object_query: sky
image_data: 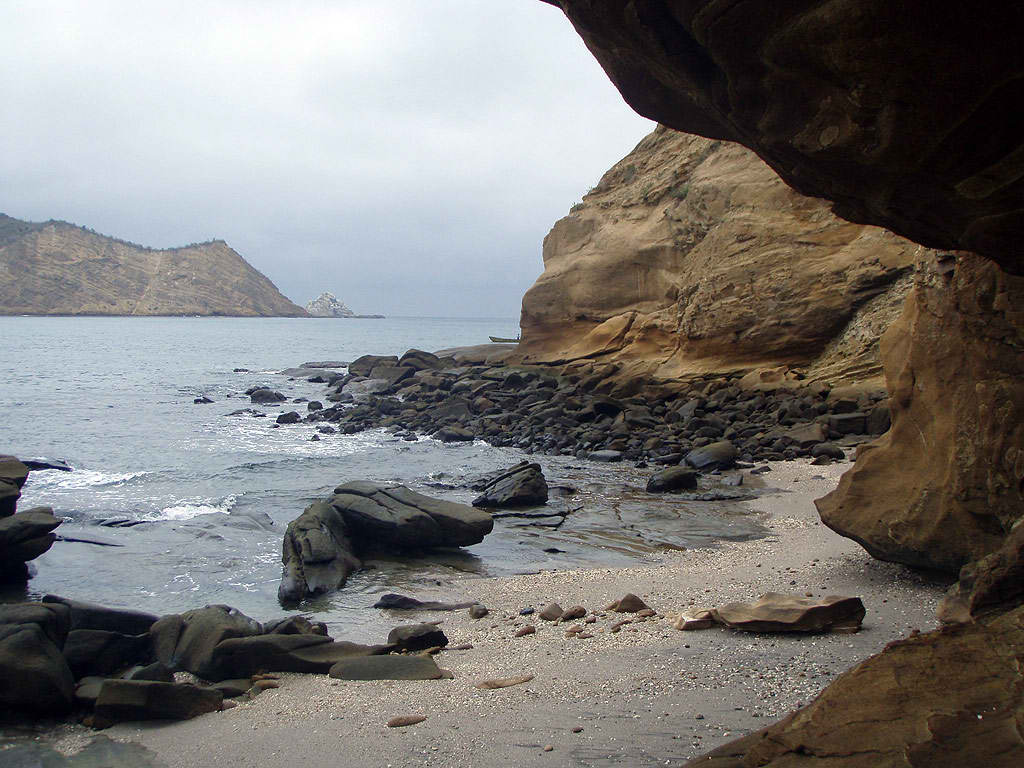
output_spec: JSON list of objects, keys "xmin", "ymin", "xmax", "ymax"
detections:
[{"xmin": 0, "ymin": 1, "xmax": 654, "ymax": 317}]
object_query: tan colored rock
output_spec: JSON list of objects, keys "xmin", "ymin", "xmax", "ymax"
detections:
[
  {"xmin": 605, "ymin": 593, "xmax": 649, "ymax": 613},
  {"xmin": 711, "ymin": 593, "xmax": 864, "ymax": 633},
  {"xmin": 939, "ymin": 520, "xmax": 1024, "ymax": 625},
  {"xmin": 474, "ymin": 674, "xmax": 534, "ymax": 690},
  {"xmin": 515, "ymin": 126, "xmax": 922, "ymax": 386},
  {"xmin": 0, "ymin": 214, "xmax": 305, "ymax": 317},
  {"xmin": 672, "ymin": 611, "xmax": 714, "ymax": 631},
  {"xmin": 688, "ymin": 605, "xmax": 1024, "ymax": 767},
  {"xmin": 387, "ymin": 715, "xmax": 426, "ymax": 728},
  {"xmin": 817, "ymin": 253, "xmax": 1024, "ymax": 573}
]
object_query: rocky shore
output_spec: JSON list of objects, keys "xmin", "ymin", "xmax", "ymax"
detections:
[
  {"xmin": 3, "ymin": 461, "xmax": 950, "ymax": 767},
  {"xmin": 263, "ymin": 347, "xmax": 888, "ymax": 469}
]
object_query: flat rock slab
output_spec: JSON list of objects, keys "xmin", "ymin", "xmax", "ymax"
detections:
[
  {"xmin": 646, "ymin": 466, "xmax": 699, "ymax": 493},
  {"xmin": 329, "ymin": 654, "xmax": 443, "ymax": 681},
  {"xmin": 42, "ymin": 595, "xmax": 158, "ymax": 635},
  {"xmin": 93, "ymin": 680, "xmax": 223, "ymax": 726},
  {"xmin": 712, "ymin": 592, "xmax": 865, "ymax": 633},
  {"xmin": 372, "ymin": 593, "xmax": 476, "ymax": 611},
  {"xmin": 210, "ymin": 634, "xmax": 391, "ymax": 679}
]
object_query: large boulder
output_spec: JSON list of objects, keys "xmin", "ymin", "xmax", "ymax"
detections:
[
  {"xmin": 0, "ymin": 601, "xmax": 71, "ymax": 648},
  {"xmin": 0, "ymin": 455, "xmax": 30, "ymax": 517},
  {"xmin": 42, "ymin": 594, "xmax": 158, "ymax": 635},
  {"xmin": 470, "ymin": 462, "xmax": 549, "ymax": 508},
  {"xmin": 0, "ymin": 506, "xmax": 61, "ymax": 582},
  {"xmin": 331, "ymin": 482, "xmax": 493, "ymax": 550},
  {"xmin": 93, "ymin": 680, "xmax": 223, "ymax": 726},
  {"xmin": 0, "ymin": 623, "xmax": 75, "ymax": 715},
  {"xmin": 209, "ymin": 634, "xmax": 390, "ymax": 679},
  {"xmin": 149, "ymin": 605, "xmax": 261, "ymax": 679},
  {"xmin": 348, "ymin": 354, "xmax": 398, "ymax": 377},
  {"xmin": 817, "ymin": 255, "xmax": 1024, "ymax": 573},
  {"xmin": 63, "ymin": 629, "xmax": 151, "ymax": 678},
  {"xmin": 278, "ymin": 500, "xmax": 362, "ymax": 604},
  {"xmin": 249, "ymin": 388, "xmax": 286, "ymax": 404},
  {"xmin": 684, "ymin": 440, "xmax": 737, "ymax": 471}
]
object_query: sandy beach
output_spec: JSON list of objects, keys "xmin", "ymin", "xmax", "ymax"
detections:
[{"xmin": 25, "ymin": 458, "xmax": 942, "ymax": 768}]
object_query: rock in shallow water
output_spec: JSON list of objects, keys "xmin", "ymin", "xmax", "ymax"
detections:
[{"xmin": 470, "ymin": 461, "xmax": 549, "ymax": 508}]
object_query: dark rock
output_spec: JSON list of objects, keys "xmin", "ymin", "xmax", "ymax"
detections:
[
  {"xmin": 122, "ymin": 662, "xmax": 174, "ymax": 683},
  {"xmin": 811, "ymin": 443, "xmax": 846, "ymax": 461},
  {"xmin": 149, "ymin": 605, "xmax": 261, "ymax": 679},
  {"xmin": 278, "ymin": 500, "xmax": 362, "ymax": 604},
  {"xmin": 399, "ymin": 349, "xmax": 444, "ymax": 371},
  {"xmin": 42, "ymin": 595, "xmax": 158, "ymax": 635},
  {"xmin": 331, "ymin": 482, "xmax": 493, "ymax": 550},
  {"xmin": 368, "ymin": 365, "xmax": 414, "ymax": 387},
  {"xmin": 209, "ymin": 634, "xmax": 390, "ymax": 678},
  {"xmin": 262, "ymin": 615, "xmax": 328, "ymax": 636},
  {"xmin": 20, "ymin": 458, "xmax": 73, "ymax": 473},
  {"xmin": 646, "ymin": 466, "xmax": 699, "ymax": 493},
  {"xmin": 249, "ymin": 388, "xmax": 286, "ymax": 404},
  {"xmin": 193, "ymin": 396, "xmax": 213, "ymax": 404},
  {"xmin": 93, "ymin": 680, "xmax": 223, "ymax": 726},
  {"xmin": 685, "ymin": 440, "xmax": 738, "ymax": 471},
  {"xmin": 211, "ymin": 678, "xmax": 252, "ymax": 698},
  {"xmin": 63, "ymin": 629, "xmax": 150, "ymax": 678},
  {"xmin": 308, "ymin": 400, "xmax": 323, "ymax": 411},
  {"xmin": 0, "ymin": 601, "xmax": 71, "ymax": 647},
  {"xmin": 0, "ymin": 507, "xmax": 61, "ymax": 580},
  {"xmin": 387, "ymin": 623, "xmax": 448, "ymax": 652},
  {"xmin": 471, "ymin": 461, "xmax": 549, "ymax": 508},
  {"xmin": 0, "ymin": 623, "xmax": 75, "ymax": 715},
  {"xmin": 589, "ymin": 449, "xmax": 623, "ymax": 462},
  {"xmin": 348, "ymin": 354, "xmax": 399, "ymax": 377},
  {"xmin": 329, "ymin": 654, "xmax": 443, "ymax": 681},
  {"xmin": 372, "ymin": 594, "xmax": 476, "ymax": 611},
  {"xmin": 468, "ymin": 604, "xmax": 489, "ymax": 619},
  {"xmin": 828, "ymin": 412, "xmax": 868, "ymax": 435},
  {"xmin": 433, "ymin": 426, "xmax": 475, "ymax": 442},
  {"xmin": 867, "ymin": 400, "xmax": 892, "ymax": 435},
  {"xmin": 276, "ymin": 411, "xmax": 301, "ymax": 424}
]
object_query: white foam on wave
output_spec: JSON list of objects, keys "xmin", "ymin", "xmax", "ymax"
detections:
[
  {"xmin": 28, "ymin": 468, "xmax": 149, "ymax": 490},
  {"xmin": 159, "ymin": 494, "xmax": 238, "ymax": 521}
]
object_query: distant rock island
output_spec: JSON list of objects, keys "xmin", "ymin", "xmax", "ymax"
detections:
[
  {"xmin": 0, "ymin": 213, "xmax": 306, "ymax": 317},
  {"xmin": 305, "ymin": 291, "xmax": 384, "ymax": 319}
]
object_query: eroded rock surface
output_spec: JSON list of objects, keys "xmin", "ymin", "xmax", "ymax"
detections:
[
  {"xmin": 817, "ymin": 253, "xmax": 1024, "ymax": 572},
  {"xmin": 517, "ymin": 125, "xmax": 921, "ymax": 384}
]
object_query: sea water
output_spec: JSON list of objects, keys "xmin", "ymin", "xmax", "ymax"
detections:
[{"xmin": 0, "ymin": 316, "xmax": 764, "ymax": 641}]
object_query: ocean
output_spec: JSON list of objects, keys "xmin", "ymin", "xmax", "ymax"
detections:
[{"xmin": 0, "ymin": 315, "xmax": 765, "ymax": 642}]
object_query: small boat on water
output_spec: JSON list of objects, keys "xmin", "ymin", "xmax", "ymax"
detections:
[{"xmin": 489, "ymin": 335, "xmax": 520, "ymax": 343}]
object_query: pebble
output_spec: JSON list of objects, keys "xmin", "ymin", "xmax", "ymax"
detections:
[{"xmin": 387, "ymin": 715, "xmax": 427, "ymax": 728}]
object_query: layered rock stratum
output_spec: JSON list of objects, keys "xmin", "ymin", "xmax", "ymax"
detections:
[
  {"xmin": 0, "ymin": 214, "xmax": 305, "ymax": 316},
  {"xmin": 517, "ymin": 125, "xmax": 925, "ymax": 385}
]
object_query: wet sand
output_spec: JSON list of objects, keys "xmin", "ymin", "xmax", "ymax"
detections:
[{"xmin": 86, "ymin": 459, "xmax": 949, "ymax": 768}]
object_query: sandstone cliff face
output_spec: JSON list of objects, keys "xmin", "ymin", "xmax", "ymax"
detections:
[
  {"xmin": 816, "ymin": 252, "xmax": 1024, "ymax": 572},
  {"xmin": 517, "ymin": 126, "xmax": 922, "ymax": 384},
  {"xmin": 0, "ymin": 214, "xmax": 305, "ymax": 317}
]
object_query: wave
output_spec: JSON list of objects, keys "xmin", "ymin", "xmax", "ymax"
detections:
[
  {"xmin": 157, "ymin": 494, "xmax": 238, "ymax": 521},
  {"xmin": 27, "ymin": 468, "xmax": 150, "ymax": 490}
]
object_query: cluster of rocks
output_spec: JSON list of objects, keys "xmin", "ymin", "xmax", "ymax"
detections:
[
  {"xmin": 279, "ymin": 481, "xmax": 493, "ymax": 604},
  {"xmin": 266, "ymin": 349, "xmax": 889, "ymax": 466},
  {"xmin": 0, "ymin": 596, "xmax": 463, "ymax": 725},
  {"xmin": 0, "ymin": 455, "xmax": 61, "ymax": 583}
]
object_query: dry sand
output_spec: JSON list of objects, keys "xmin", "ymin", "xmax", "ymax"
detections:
[{"xmin": 63, "ymin": 459, "xmax": 950, "ymax": 767}]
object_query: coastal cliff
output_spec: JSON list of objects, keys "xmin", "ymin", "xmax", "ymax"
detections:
[
  {"xmin": 0, "ymin": 214, "xmax": 305, "ymax": 317},
  {"xmin": 517, "ymin": 125, "xmax": 924, "ymax": 386}
]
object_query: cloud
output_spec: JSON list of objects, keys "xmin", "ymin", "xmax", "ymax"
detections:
[{"xmin": 0, "ymin": 0, "xmax": 653, "ymax": 316}]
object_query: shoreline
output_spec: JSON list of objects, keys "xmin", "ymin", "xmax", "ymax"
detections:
[{"xmin": 33, "ymin": 458, "xmax": 948, "ymax": 767}]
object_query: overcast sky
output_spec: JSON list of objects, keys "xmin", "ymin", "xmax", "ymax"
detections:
[{"xmin": 0, "ymin": 1, "xmax": 653, "ymax": 317}]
